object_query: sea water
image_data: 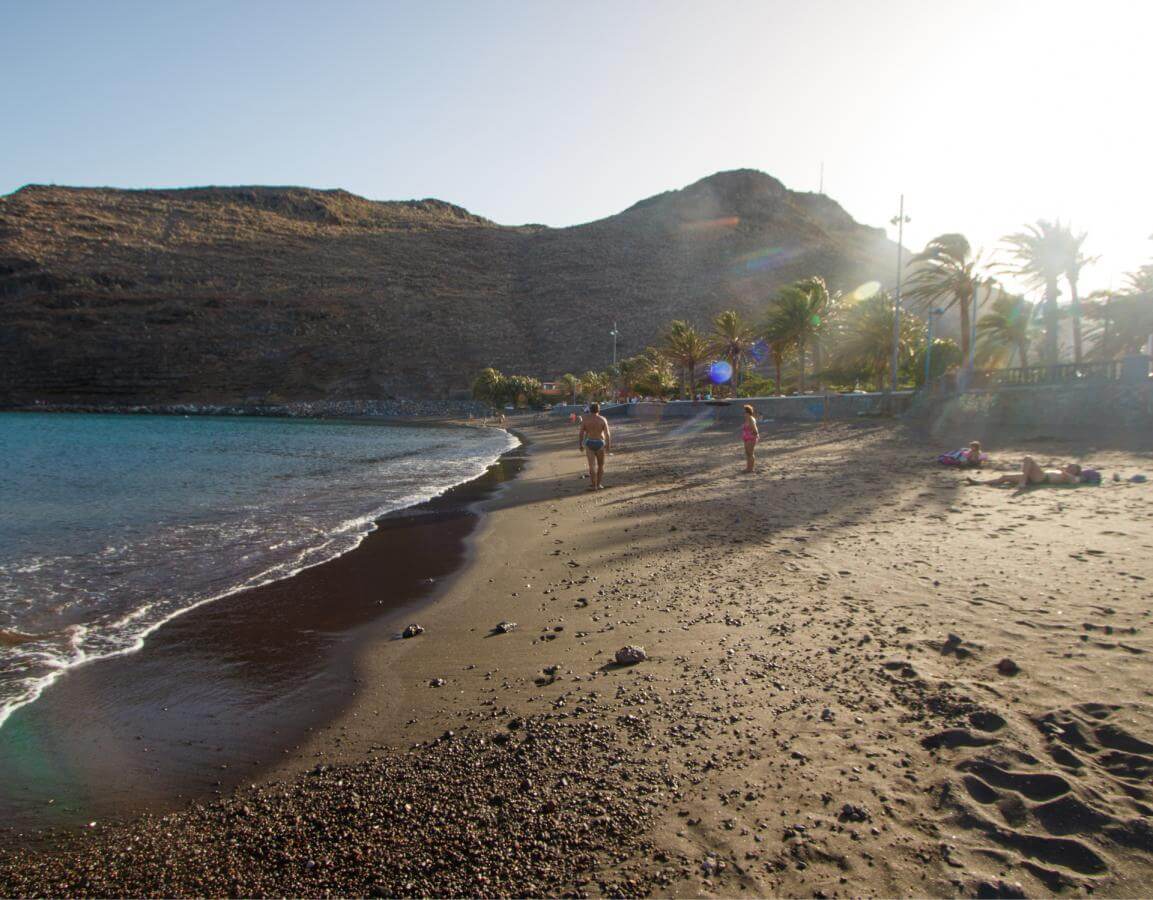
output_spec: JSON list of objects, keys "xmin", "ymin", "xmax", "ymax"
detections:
[{"xmin": 0, "ymin": 413, "xmax": 517, "ymax": 729}]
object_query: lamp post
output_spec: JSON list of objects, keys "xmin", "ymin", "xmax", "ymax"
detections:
[
  {"xmin": 610, "ymin": 322, "xmax": 619, "ymax": 367},
  {"xmin": 925, "ymin": 307, "xmax": 945, "ymax": 387},
  {"xmin": 890, "ymin": 196, "xmax": 910, "ymax": 392}
]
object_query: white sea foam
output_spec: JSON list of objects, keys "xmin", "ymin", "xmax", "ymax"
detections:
[{"xmin": 0, "ymin": 417, "xmax": 518, "ymax": 731}]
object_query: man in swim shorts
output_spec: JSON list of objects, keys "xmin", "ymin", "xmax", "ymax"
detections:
[
  {"xmin": 578, "ymin": 402, "xmax": 611, "ymax": 490},
  {"xmin": 967, "ymin": 456, "xmax": 1081, "ymax": 487}
]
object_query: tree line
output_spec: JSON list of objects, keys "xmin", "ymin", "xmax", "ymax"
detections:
[{"xmin": 474, "ymin": 222, "xmax": 1153, "ymax": 405}]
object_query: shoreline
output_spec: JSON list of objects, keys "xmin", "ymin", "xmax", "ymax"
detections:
[
  {"xmin": 3, "ymin": 418, "xmax": 1153, "ymax": 896},
  {"xmin": 0, "ymin": 427, "xmax": 527, "ymax": 840}
]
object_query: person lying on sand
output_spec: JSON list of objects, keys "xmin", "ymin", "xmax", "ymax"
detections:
[
  {"xmin": 579, "ymin": 402, "xmax": 611, "ymax": 490},
  {"xmin": 966, "ymin": 456, "xmax": 1081, "ymax": 487},
  {"xmin": 937, "ymin": 440, "xmax": 986, "ymax": 468}
]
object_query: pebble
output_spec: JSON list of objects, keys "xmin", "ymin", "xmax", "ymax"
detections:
[
  {"xmin": 401, "ymin": 624, "xmax": 425, "ymax": 639},
  {"xmin": 615, "ymin": 646, "xmax": 647, "ymax": 665}
]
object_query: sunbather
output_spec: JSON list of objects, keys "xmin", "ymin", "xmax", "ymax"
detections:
[{"xmin": 966, "ymin": 456, "xmax": 1081, "ymax": 487}]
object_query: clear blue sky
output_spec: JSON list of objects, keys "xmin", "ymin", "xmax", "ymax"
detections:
[{"xmin": 3, "ymin": 0, "xmax": 1150, "ymax": 292}]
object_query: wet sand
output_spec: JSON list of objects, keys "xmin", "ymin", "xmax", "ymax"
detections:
[
  {"xmin": 3, "ymin": 417, "xmax": 1152, "ymax": 897},
  {"xmin": 0, "ymin": 435, "xmax": 525, "ymax": 838}
]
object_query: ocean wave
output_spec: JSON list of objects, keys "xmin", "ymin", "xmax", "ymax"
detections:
[{"xmin": 0, "ymin": 423, "xmax": 518, "ymax": 731}]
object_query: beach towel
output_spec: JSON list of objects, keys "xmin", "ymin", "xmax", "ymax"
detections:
[{"xmin": 937, "ymin": 448, "xmax": 988, "ymax": 467}]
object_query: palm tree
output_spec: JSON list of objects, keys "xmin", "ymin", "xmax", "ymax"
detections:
[
  {"xmin": 662, "ymin": 320, "xmax": 708, "ymax": 398},
  {"xmin": 975, "ymin": 292, "xmax": 1037, "ymax": 368},
  {"xmin": 709, "ymin": 310, "xmax": 756, "ymax": 393},
  {"xmin": 794, "ymin": 276, "xmax": 836, "ymax": 386},
  {"xmin": 837, "ymin": 292, "xmax": 925, "ymax": 390},
  {"xmin": 1124, "ymin": 263, "xmax": 1153, "ymax": 295},
  {"xmin": 1084, "ymin": 267, "xmax": 1153, "ymax": 358},
  {"xmin": 767, "ymin": 341, "xmax": 788, "ymax": 395},
  {"xmin": 1001, "ymin": 220, "xmax": 1067, "ymax": 364},
  {"xmin": 558, "ymin": 372, "xmax": 581, "ymax": 404},
  {"xmin": 1052, "ymin": 223, "xmax": 1096, "ymax": 365},
  {"xmin": 580, "ymin": 370, "xmax": 607, "ymax": 401},
  {"xmin": 628, "ymin": 347, "xmax": 675, "ymax": 397},
  {"xmin": 903, "ymin": 234, "xmax": 985, "ymax": 363},
  {"xmin": 472, "ymin": 367, "xmax": 504, "ymax": 406},
  {"xmin": 762, "ymin": 280, "xmax": 827, "ymax": 392}
]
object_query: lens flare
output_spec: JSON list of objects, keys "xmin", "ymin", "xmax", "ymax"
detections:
[
  {"xmin": 735, "ymin": 245, "xmax": 802, "ymax": 275},
  {"xmin": 681, "ymin": 216, "xmax": 740, "ymax": 234},
  {"xmin": 848, "ymin": 281, "xmax": 882, "ymax": 302},
  {"xmin": 668, "ymin": 409, "xmax": 715, "ymax": 440},
  {"xmin": 707, "ymin": 360, "xmax": 733, "ymax": 384},
  {"xmin": 749, "ymin": 340, "xmax": 769, "ymax": 363}
]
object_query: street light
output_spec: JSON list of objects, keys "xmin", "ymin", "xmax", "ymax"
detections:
[
  {"xmin": 890, "ymin": 196, "xmax": 910, "ymax": 393},
  {"xmin": 610, "ymin": 322, "xmax": 619, "ymax": 367}
]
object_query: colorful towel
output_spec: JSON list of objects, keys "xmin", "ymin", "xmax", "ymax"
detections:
[{"xmin": 937, "ymin": 449, "xmax": 988, "ymax": 467}]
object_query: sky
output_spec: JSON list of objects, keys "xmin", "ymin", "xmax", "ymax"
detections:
[{"xmin": 3, "ymin": 0, "xmax": 1151, "ymax": 295}]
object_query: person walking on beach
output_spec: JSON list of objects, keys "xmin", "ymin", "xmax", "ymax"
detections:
[
  {"xmin": 579, "ymin": 402, "xmax": 611, "ymax": 490},
  {"xmin": 741, "ymin": 404, "xmax": 759, "ymax": 473}
]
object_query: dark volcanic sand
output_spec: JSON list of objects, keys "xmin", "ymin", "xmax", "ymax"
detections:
[
  {"xmin": 3, "ymin": 419, "xmax": 1153, "ymax": 897},
  {"xmin": 0, "ymin": 437, "xmax": 525, "ymax": 838}
]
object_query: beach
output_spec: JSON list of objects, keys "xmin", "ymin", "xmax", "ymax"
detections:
[{"xmin": 2, "ymin": 416, "xmax": 1152, "ymax": 897}]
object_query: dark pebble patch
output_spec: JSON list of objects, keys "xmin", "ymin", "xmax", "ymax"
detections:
[{"xmin": 0, "ymin": 717, "xmax": 663, "ymax": 897}]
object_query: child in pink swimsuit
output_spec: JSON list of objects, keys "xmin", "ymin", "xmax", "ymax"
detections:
[{"xmin": 742, "ymin": 404, "xmax": 759, "ymax": 473}]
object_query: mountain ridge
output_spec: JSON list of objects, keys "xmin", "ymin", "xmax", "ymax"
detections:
[{"xmin": 0, "ymin": 169, "xmax": 901, "ymax": 404}]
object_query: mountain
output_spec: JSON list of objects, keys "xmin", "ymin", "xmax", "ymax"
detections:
[{"xmin": 0, "ymin": 170, "xmax": 901, "ymax": 404}]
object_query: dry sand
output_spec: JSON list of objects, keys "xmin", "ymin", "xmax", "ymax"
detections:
[{"xmin": 3, "ymin": 417, "xmax": 1152, "ymax": 897}]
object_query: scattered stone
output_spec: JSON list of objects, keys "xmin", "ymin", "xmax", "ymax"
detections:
[
  {"xmin": 838, "ymin": 803, "xmax": 871, "ymax": 823},
  {"xmin": 429, "ymin": 678, "xmax": 446, "ymax": 687},
  {"xmin": 401, "ymin": 624, "xmax": 425, "ymax": 639},
  {"xmin": 975, "ymin": 878, "xmax": 1027, "ymax": 898},
  {"xmin": 615, "ymin": 646, "xmax": 647, "ymax": 665},
  {"xmin": 996, "ymin": 658, "xmax": 1020, "ymax": 676},
  {"xmin": 495, "ymin": 621, "xmax": 518, "ymax": 634}
]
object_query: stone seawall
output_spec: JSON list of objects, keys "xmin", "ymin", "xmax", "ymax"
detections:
[
  {"xmin": 626, "ymin": 392, "xmax": 915, "ymax": 422},
  {"xmin": 917, "ymin": 381, "xmax": 1153, "ymax": 441}
]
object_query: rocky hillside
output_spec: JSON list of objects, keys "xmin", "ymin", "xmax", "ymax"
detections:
[{"xmin": 0, "ymin": 170, "xmax": 900, "ymax": 404}]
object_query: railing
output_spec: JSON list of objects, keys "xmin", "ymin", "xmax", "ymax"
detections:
[{"xmin": 970, "ymin": 361, "xmax": 1123, "ymax": 387}]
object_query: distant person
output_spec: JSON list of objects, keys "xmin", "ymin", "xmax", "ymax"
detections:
[
  {"xmin": 967, "ymin": 457, "xmax": 1082, "ymax": 488},
  {"xmin": 579, "ymin": 402, "xmax": 611, "ymax": 490},
  {"xmin": 741, "ymin": 404, "xmax": 759, "ymax": 473},
  {"xmin": 939, "ymin": 441, "xmax": 986, "ymax": 468}
]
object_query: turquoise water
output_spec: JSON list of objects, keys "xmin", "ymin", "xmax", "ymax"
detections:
[{"xmin": 0, "ymin": 413, "xmax": 516, "ymax": 729}]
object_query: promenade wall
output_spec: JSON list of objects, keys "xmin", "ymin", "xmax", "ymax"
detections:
[
  {"xmin": 918, "ymin": 381, "xmax": 1153, "ymax": 439},
  {"xmin": 626, "ymin": 392, "xmax": 915, "ymax": 423}
]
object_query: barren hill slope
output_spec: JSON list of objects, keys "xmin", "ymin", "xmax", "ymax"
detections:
[{"xmin": 0, "ymin": 170, "xmax": 899, "ymax": 404}]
